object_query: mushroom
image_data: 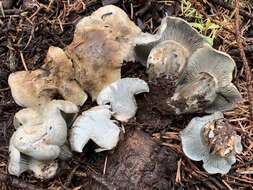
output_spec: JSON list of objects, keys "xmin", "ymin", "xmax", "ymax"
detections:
[
  {"xmin": 97, "ymin": 78, "xmax": 149, "ymax": 122},
  {"xmin": 8, "ymin": 46, "xmax": 87, "ymax": 107},
  {"xmin": 69, "ymin": 105, "xmax": 120, "ymax": 153},
  {"xmin": 147, "ymin": 40, "xmax": 190, "ymax": 79},
  {"xmin": 8, "ymin": 100, "xmax": 78, "ymax": 178},
  {"xmin": 180, "ymin": 112, "xmax": 242, "ymax": 174},
  {"xmin": 8, "ymin": 136, "xmax": 58, "ymax": 179},
  {"xmin": 65, "ymin": 5, "xmax": 141, "ymax": 100},
  {"xmin": 167, "ymin": 45, "xmax": 242, "ymax": 114},
  {"xmin": 132, "ymin": 16, "xmax": 206, "ymax": 78}
]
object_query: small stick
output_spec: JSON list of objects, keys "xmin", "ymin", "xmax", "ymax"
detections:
[
  {"xmin": 19, "ymin": 51, "xmax": 28, "ymax": 71},
  {"xmin": 235, "ymin": 0, "xmax": 253, "ymax": 123},
  {"xmin": 64, "ymin": 165, "xmax": 80, "ymax": 187},
  {"xmin": 88, "ymin": 171, "xmax": 116, "ymax": 190},
  {"xmin": 211, "ymin": 0, "xmax": 253, "ymax": 19}
]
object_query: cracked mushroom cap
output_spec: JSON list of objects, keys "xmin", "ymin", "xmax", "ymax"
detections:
[
  {"xmin": 8, "ymin": 47, "xmax": 87, "ymax": 108},
  {"xmin": 69, "ymin": 105, "xmax": 120, "ymax": 153},
  {"xmin": 168, "ymin": 46, "xmax": 242, "ymax": 114},
  {"xmin": 8, "ymin": 137, "xmax": 58, "ymax": 179},
  {"xmin": 180, "ymin": 112, "xmax": 242, "ymax": 174},
  {"xmin": 97, "ymin": 78, "xmax": 149, "ymax": 122},
  {"xmin": 10, "ymin": 100, "xmax": 78, "ymax": 162},
  {"xmin": 65, "ymin": 6, "xmax": 141, "ymax": 100},
  {"xmin": 133, "ymin": 16, "xmax": 206, "ymax": 66}
]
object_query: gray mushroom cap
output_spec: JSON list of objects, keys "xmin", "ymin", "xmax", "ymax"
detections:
[
  {"xmin": 180, "ymin": 112, "xmax": 243, "ymax": 174},
  {"xmin": 133, "ymin": 16, "xmax": 206, "ymax": 66},
  {"xmin": 69, "ymin": 105, "xmax": 120, "ymax": 153},
  {"xmin": 168, "ymin": 46, "xmax": 242, "ymax": 114},
  {"xmin": 97, "ymin": 78, "xmax": 149, "ymax": 122}
]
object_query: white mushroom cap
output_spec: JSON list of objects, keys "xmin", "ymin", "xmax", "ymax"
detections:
[
  {"xmin": 8, "ymin": 136, "xmax": 58, "ymax": 179},
  {"xmin": 69, "ymin": 105, "xmax": 120, "ymax": 153},
  {"xmin": 97, "ymin": 78, "xmax": 149, "ymax": 122},
  {"xmin": 180, "ymin": 112, "xmax": 243, "ymax": 174},
  {"xmin": 174, "ymin": 45, "xmax": 242, "ymax": 113},
  {"xmin": 11, "ymin": 100, "xmax": 78, "ymax": 161},
  {"xmin": 133, "ymin": 16, "xmax": 206, "ymax": 65},
  {"xmin": 65, "ymin": 6, "xmax": 141, "ymax": 100}
]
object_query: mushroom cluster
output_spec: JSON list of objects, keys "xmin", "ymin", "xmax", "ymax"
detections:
[
  {"xmin": 133, "ymin": 16, "xmax": 242, "ymax": 114},
  {"xmin": 7, "ymin": 5, "xmax": 243, "ymax": 179},
  {"xmin": 131, "ymin": 15, "xmax": 242, "ymax": 174},
  {"xmin": 7, "ymin": 5, "xmax": 149, "ymax": 179}
]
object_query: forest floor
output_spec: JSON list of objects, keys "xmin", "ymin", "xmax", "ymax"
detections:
[{"xmin": 0, "ymin": 0, "xmax": 253, "ymax": 189}]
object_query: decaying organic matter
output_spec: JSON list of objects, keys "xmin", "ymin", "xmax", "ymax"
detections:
[{"xmin": 90, "ymin": 129, "xmax": 178, "ymax": 190}]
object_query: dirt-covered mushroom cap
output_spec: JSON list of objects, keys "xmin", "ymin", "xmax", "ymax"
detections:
[
  {"xmin": 168, "ymin": 46, "xmax": 242, "ymax": 114},
  {"xmin": 133, "ymin": 16, "xmax": 206, "ymax": 66},
  {"xmin": 8, "ymin": 47, "xmax": 87, "ymax": 107},
  {"xmin": 147, "ymin": 40, "xmax": 190, "ymax": 79},
  {"xmin": 10, "ymin": 100, "xmax": 78, "ymax": 167},
  {"xmin": 69, "ymin": 105, "xmax": 120, "ymax": 153},
  {"xmin": 8, "ymin": 69, "xmax": 54, "ymax": 107},
  {"xmin": 65, "ymin": 5, "xmax": 141, "ymax": 100},
  {"xmin": 97, "ymin": 78, "xmax": 149, "ymax": 122},
  {"xmin": 180, "ymin": 112, "xmax": 242, "ymax": 174}
]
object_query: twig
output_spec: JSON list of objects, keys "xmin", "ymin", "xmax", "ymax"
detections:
[
  {"xmin": 211, "ymin": 0, "xmax": 253, "ymax": 20},
  {"xmin": 235, "ymin": 0, "xmax": 253, "ymax": 122},
  {"xmin": 0, "ymin": 173, "xmax": 45, "ymax": 190},
  {"xmin": 20, "ymin": 51, "xmax": 28, "ymax": 71},
  {"xmin": 189, "ymin": 0, "xmax": 235, "ymax": 35},
  {"xmin": 88, "ymin": 171, "xmax": 116, "ymax": 190},
  {"xmin": 64, "ymin": 165, "xmax": 80, "ymax": 187}
]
